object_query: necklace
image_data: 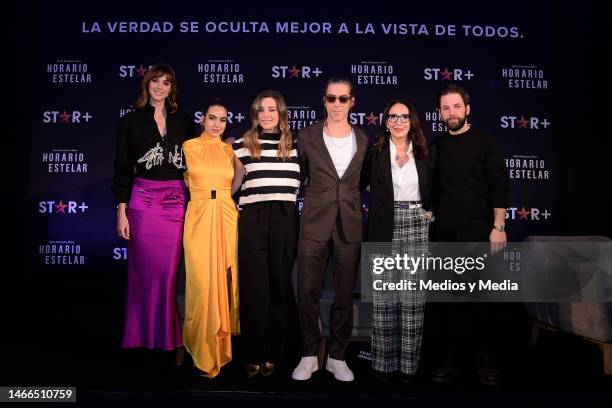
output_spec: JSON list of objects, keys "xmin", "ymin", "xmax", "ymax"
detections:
[
  {"xmin": 325, "ymin": 121, "xmax": 352, "ymax": 148},
  {"xmin": 396, "ymin": 152, "xmax": 409, "ymax": 168},
  {"xmin": 328, "ymin": 134, "xmax": 351, "ymax": 149},
  {"xmin": 394, "ymin": 142, "xmax": 410, "ymax": 168}
]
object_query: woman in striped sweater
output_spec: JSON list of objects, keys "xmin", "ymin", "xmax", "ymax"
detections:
[{"xmin": 232, "ymin": 90, "xmax": 300, "ymax": 378}]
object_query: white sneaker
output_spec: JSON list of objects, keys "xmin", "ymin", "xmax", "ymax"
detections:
[
  {"xmin": 291, "ymin": 356, "xmax": 319, "ymax": 381},
  {"xmin": 325, "ymin": 357, "xmax": 354, "ymax": 382}
]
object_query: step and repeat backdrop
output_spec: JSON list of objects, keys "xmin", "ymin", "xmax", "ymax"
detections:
[{"xmin": 31, "ymin": 3, "xmax": 556, "ymax": 274}]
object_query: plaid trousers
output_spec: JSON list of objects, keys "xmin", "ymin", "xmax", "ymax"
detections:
[{"xmin": 372, "ymin": 203, "xmax": 429, "ymax": 374}]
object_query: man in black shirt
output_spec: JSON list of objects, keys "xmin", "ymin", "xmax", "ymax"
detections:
[{"xmin": 430, "ymin": 84, "xmax": 509, "ymax": 386}]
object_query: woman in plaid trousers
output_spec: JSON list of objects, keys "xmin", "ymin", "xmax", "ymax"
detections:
[{"xmin": 362, "ymin": 99, "xmax": 434, "ymax": 383}]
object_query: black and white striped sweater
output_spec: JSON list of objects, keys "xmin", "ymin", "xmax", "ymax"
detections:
[{"xmin": 232, "ymin": 133, "xmax": 300, "ymax": 205}]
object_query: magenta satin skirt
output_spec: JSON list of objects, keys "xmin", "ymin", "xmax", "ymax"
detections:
[{"xmin": 121, "ymin": 177, "xmax": 187, "ymax": 350}]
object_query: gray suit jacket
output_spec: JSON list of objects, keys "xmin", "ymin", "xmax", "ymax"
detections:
[{"xmin": 297, "ymin": 120, "xmax": 369, "ymax": 243}]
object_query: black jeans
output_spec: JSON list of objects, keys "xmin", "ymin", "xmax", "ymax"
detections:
[{"xmin": 431, "ymin": 223, "xmax": 505, "ymax": 368}]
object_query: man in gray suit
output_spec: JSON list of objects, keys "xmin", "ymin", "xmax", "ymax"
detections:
[{"xmin": 292, "ymin": 78, "xmax": 369, "ymax": 382}]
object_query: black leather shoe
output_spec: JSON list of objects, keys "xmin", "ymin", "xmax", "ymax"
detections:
[
  {"xmin": 432, "ymin": 367, "xmax": 459, "ymax": 384},
  {"xmin": 477, "ymin": 367, "xmax": 501, "ymax": 386},
  {"xmin": 373, "ymin": 370, "xmax": 393, "ymax": 381},
  {"xmin": 400, "ymin": 374, "xmax": 417, "ymax": 384},
  {"xmin": 477, "ymin": 350, "xmax": 502, "ymax": 386}
]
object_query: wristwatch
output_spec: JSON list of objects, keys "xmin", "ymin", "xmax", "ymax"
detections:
[{"xmin": 492, "ymin": 224, "xmax": 505, "ymax": 232}]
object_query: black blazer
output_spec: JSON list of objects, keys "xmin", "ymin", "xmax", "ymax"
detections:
[
  {"xmin": 363, "ymin": 141, "xmax": 435, "ymax": 242},
  {"xmin": 112, "ymin": 105, "xmax": 197, "ymax": 204}
]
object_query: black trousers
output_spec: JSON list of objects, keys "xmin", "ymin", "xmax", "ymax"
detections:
[
  {"xmin": 238, "ymin": 201, "xmax": 297, "ymax": 364},
  {"xmin": 297, "ymin": 213, "xmax": 360, "ymax": 360},
  {"xmin": 432, "ymin": 223, "xmax": 505, "ymax": 365}
]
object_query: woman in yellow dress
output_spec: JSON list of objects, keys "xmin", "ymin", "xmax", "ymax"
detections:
[{"xmin": 182, "ymin": 98, "xmax": 245, "ymax": 378}]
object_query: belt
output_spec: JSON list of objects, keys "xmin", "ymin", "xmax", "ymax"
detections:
[
  {"xmin": 190, "ymin": 189, "xmax": 232, "ymax": 200},
  {"xmin": 394, "ymin": 201, "xmax": 422, "ymax": 209}
]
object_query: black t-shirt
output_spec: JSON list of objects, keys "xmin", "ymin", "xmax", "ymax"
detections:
[
  {"xmin": 111, "ymin": 104, "xmax": 197, "ymax": 204},
  {"xmin": 431, "ymin": 126, "xmax": 509, "ymax": 228}
]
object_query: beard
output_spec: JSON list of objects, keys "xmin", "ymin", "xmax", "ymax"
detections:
[{"xmin": 444, "ymin": 115, "xmax": 467, "ymax": 132}]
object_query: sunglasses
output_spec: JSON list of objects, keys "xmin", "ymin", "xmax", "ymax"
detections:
[
  {"xmin": 388, "ymin": 114, "xmax": 410, "ymax": 123},
  {"xmin": 324, "ymin": 94, "xmax": 352, "ymax": 104}
]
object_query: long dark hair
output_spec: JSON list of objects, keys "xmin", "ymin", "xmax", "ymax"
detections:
[
  {"xmin": 200, "ymin": 97, "xmax": 230, "ymax": 131},
  {"xmin": 321, "ymin": 77, "xmax": 354, "ymax": 121},
  {"xmin": 134, "ymin": 63, "xmax": 178, "ymax": 113},
  {"xmin": 322, "ymin": 77, "xmax": 354, "ymax": 97},
  {"xmin": 373, "ymin": 99, "xmax": 428, "ymax": 159}
]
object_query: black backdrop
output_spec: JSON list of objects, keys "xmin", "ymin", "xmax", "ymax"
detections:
[{"xmin": 4, "ymin": 0, "xmax": 611, "ymax": 386}]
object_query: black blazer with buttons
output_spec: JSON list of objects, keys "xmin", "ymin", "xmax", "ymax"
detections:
[{"xmin": 362, "ymin": 141, "xmax": 435, "ymax": 242}]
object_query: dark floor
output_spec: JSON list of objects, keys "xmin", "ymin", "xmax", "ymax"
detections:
[
  {"xmin": 2, "ymin": 321, "xmax": 611, "ymax": 407},
  {"xmin": 2, "ymin": 275, "xmax": 610, "ymax": 406}
]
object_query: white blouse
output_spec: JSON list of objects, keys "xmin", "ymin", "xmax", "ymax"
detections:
[{"xmin": 389, "ymin": 139, "xmax": 420, "ymax": 201}]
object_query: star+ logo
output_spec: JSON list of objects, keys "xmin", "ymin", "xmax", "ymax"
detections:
[
  {"xmin": 350, "ymin": 112, "xmax": 382, "ymax": 126},
  {"xmin": 506, "ymin": 206, "xmax": 551, "ymax": 221},
  {"xmin": 119, "ymin": 64, "xmax": 151, "ymax": 78},
  {"xmin": 423, "ymin": 67, "xmax": 474, "ymax": 81},
  {"xmin": 500, "ymin": 115, "xmax": 551, "ymax": 129},
  {"xmin": 42, "ymin": 110, "xmax": 93, "ymax": 124},
  {"xmin": 271, "ymin": 65, "xmax": 323, "ymax": 79},
  {"xmin": 38, "ymin": 200, "xmax": 89, "ymax": 214},
  {"xmin": 194, "ymin": 111, "xmax": 245, "ymax": 124}
]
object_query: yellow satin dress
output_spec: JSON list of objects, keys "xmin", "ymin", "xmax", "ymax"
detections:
[{"xmin": 182, "ymin": 132, "xmax": 240, "ymax": 378}]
